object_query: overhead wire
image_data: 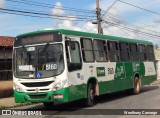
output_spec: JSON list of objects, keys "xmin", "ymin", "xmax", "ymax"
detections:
[
  {"xmin": 4, "ymin": 4, "xmax": 97, "ymax": 18},
  {"xmin": 0, "ymin": 8, "xmax": 91, "ymax": 21},
  {"xmin": 119, "ymin": 0, "xmax": 160, "ymax": 16},
  {"xmin": 6, "ymin": 0, "xmax": 96, "ymax": 14},
  {"xmin": 103, "ymin": 20, "xmax": 160, "ymax": 38},
  {"xmin": 102, "ymin": 0, "xmax": 119, "ymax": 17},
  {"xmin": 106, "ymin": 13, "xmax": 160, "ymax": 35},
  {"xmin": 101, "ymin": 0, "xmax": 160, "ymax": 38},
  {"xmin": 3, "ymin": 0, "xmax": 160, "ymax": 39}
]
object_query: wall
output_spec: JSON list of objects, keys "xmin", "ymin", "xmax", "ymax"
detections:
[{"xmin": 0, "ymin": 47, "xmax": 13, "ymax": 81}]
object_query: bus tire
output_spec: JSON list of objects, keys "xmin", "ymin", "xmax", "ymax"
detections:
[
  {"xmin": 43, "ymin": 102, "xmax": 54, "ymax": 108},
  {"xmin": 85, "ymin": 83, "xmax": 95, "ymax": 107},
  {"xmin": 133, "ymin": 77, "xmax": 141, "ymax": 95}
]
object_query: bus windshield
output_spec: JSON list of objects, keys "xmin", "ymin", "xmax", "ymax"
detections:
[{"xmin": 13, "ymin": 44, "xmax": 64, "ymax": 79}]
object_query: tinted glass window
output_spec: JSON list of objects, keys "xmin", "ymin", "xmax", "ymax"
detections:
[
  {"xmin": 120, "ymin": 43, "xmax": 130, "ymax": 61},
  {"xmin": 81, "ymin": 38, "xmax": 94, "ymax": 62},
  {"xmin": 65, "ymin": 41, "xmax": 82, "ymax": 71},
  {"xmin": 93, "ymin": 40, "xmax": 108, "ymax": 62},
  {"xmin": 138, "ymin": 45, "xmax": 146, "ymax": 61},
  {"xmin": 108, "ymin": 41, "xmax": 120, "ymax": 62},
  {"xmin": 130, "ymin": 44, "xmax": 139, "ymax": 61},
  {"xmin": 146, "ymin": 45, "xmax": 155, "ymax": 61}
]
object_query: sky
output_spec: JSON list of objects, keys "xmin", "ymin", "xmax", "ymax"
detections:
[{"xmin": 0, "ymin": 0, "xmax": 160, "ymax": 45}]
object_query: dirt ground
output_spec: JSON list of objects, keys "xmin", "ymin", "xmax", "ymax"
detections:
[{"xmin": 0, "ymin": 81, "xmax": 13, "ymax": 98}]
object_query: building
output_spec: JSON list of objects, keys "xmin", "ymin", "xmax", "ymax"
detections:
[{"xmin": 0, "ymin": 36, "xmax": 14, "ymax": 80}]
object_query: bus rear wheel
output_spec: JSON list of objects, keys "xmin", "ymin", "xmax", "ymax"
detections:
[
  {"xmin": 43, "ymin": 102, "xmax": 54, "ymax": 108},
  {"xmin": 85, "ymin": 83, "xmax": 95, "ymax": 107},
  {"xmin": 133, "ymin": 77, "xmax": 141, "ymax": 95}
]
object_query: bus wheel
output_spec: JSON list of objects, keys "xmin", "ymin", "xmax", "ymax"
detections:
[
  {"xmin": 43, "ymin": 102, "xmax": 54, "ymax": 108},
  {"xmin": 85, "ymin": 83, "xmax": 95, "ymax": 107},
  {"xmin": 134, "ymin": 77, "xmax": 141, "ymax": 95}
]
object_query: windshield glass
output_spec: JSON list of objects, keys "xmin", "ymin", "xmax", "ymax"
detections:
[{"xmin": 14, "ymin": 44, "xmax": 64, "ymax": 79}]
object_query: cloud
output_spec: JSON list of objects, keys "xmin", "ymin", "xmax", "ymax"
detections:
[
  {"xmin": 154, "ymin": 19, "xmax": 160, "ymax": 24},
  {"xmin": 52, "ymin": 2, "xmax": 64, "ymax": 16},
  {"xmin": 51, "ymin": 2, "xmax": 81, "ymax": 31},
  {"xmin": 0, "ymin": 0, "xmax": 4, "ymax": 8},
  {"xmin": 50, "ymin": 1, "xmax": 160, "ymax": 46},
  {"xmin": 82, "ymin": 21, "xmax": 97, "ymax": 33},
  {"xmin": 57, "ymin": 20, "xmax": 81, "ymax": 31}
]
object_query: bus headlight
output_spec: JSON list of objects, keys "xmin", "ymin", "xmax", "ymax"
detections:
[
  {"xmin": 52, "ymin": 80, "xmax": 67, "ymax": 91},
  {"xmin": 13, "ymin": 83, "xmax": 24, "ymax": 92}
]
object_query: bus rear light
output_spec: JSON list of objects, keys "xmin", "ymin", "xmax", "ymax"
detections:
[{"xmin": 53, "ymin": 94, "xmax": 63, "ymax": 98}]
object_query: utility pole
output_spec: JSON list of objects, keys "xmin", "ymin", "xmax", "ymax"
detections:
[{"xmin": 96, "ymin": 0, "xmax": 102, "ymax": 34}]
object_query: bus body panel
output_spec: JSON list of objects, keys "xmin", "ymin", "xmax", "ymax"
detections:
[{"xmin": 13, "ymin": 29, "xmax": 157, "ymax": 104}]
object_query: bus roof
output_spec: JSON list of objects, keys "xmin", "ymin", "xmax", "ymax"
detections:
[{"xmin": 17, "ymin": 29, "xmax": 153, "ymax": 45}]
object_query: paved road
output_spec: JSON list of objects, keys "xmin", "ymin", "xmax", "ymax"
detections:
[{"xmin": 9, "ymin": 85, "xmax": 160, "ymax": 118}]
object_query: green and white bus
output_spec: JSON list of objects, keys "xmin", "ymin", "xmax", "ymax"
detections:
[{"xmin": 13, "ymin": 29, "xmax": 157, "ymax": 107}]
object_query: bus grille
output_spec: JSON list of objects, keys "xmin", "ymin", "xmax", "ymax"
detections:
[
  {"xmin": 29, "ymin": 94, "xmax": 47, "ymax": 99},
  {"xmin": 21, "ymin": 81, "xmax": 54, "ymax": 87}
]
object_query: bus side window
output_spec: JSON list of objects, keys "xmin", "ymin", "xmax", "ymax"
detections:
[
  {"xmin": 65, "ymin": 41, "xmax": 82, "ymax": 71},
  {"xmin": 146, "ymin": 45, "xmax": 155, "ymax": 61},
  {"xmin": 80, "ymin": 38, "xmax": 94, "ymax": 62},
  {"xmin": 138, "ymin": 44, "xmax": 146, "ymax": 61},
  {"xmin": 108, "ymin": 41, "xmax": 120, "ymax": 62},
  {"xmin": 130, "ymin": 44, "xmax": 139, "ymax": 61},
  {"xmin": 93, "ymin": 39, "xmax": 108, "ymax": 62},
  {"xmin": 119, "ymin": 42, "xmax": 130, "ymax": 61}
]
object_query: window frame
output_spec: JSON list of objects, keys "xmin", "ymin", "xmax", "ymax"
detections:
[
  {"xmin": 65, "ymin": 40, "xmax": 82, "ymax": 72},
  {"xmin": 107, "ymin": 41, "xmax": 120, "ymax": 62},
  {"xmin": 93, "ymin": 39, "xmax": 108, "ymax": 62},
  {"xmin": 129, "ymin": 43, "xmax": 139, "ymax": 61},
  {"xmin": 138, "ymin": 44, "xmax": 146, "ymax": 61},
  {"xmin": 80, "ymin": 38, "xmax": 95, "ymax": 63},
  {"xmin": 119, "ymin": 42, "xmax": 130, "ymax": 61},
  {"xmin": 145, "ymin": 45, "xmax": 155, "ymax": 61}
]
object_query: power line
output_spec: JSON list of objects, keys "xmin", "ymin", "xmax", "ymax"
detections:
[
  {"xmin": 105, "ymin": 12, "xmax": 157, "ymax": 28},
  {"xmin": 4, "ymin": 5, "xmax": 97, "ymax": 18},
  {"xmin": 0, "ymin": 11, "xmax": 54, "ymax": 19},
  {"xmin": 119, "ymin": 0, "xmax": 160, "ymax": 16},
  {"xmin": 101, "ymin": 0, "xmax": 160, "ymax": 35},
  {"xmin": 102, "ymin": 0, "xmax": 119, "ymax": 17},
  {"xmin": 106, "ymin": 13, "xmax": 160, "ymax": 35},
  {"xmin": 0, "ymin": 10, "xmax": 87, "ymax": 21},
  {"xmin": 103, "ymin": 20, "xmax": 160, "ymax": 38},
  {"xmin": 0, "ymin": 8, "xmax": 90, "ymax": 21},
  {"xmin": 18, "ymin": 0, "xmax": 95, "ymax": 13},
  {"xmin": 6, "ymin": 0, "xmax": 95, "ymax": 14}
]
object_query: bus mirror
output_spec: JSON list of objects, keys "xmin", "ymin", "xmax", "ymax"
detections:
[{"xmin": 70, "ymin": 42, "xmax": 76, "ymax": 50}]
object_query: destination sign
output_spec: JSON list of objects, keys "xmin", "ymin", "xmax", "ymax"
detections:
[{"xmin": 15, "ymin": 32, "xmax": 62, "ymax": 46}]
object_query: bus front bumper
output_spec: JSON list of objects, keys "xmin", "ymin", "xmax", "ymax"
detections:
[{"xmin": 14, "ymin": 88, "xmax": 68, "ymax": 103}]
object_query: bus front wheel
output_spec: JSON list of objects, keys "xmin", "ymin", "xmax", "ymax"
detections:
[
  {"xmin": 134, "ymin": 77, "xmax": 141, "ymax": 95},
  {"xmin": 85, "ymin": 83, "xmax": 95, "ymax": 107}
]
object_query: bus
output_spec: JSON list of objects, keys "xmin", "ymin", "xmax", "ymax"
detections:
[{"xmin": 13, "ymin": 29, "xmax": 157, "ymax": 107}]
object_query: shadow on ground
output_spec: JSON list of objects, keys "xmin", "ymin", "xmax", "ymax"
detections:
[{"xmin": 19, "ymin": 85, "xmax": 159, "ymax": 115}]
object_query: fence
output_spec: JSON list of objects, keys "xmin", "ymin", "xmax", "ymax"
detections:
[{"xmin": 0, "ymin": 59, "xmax": 12, "ymax": 81}]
